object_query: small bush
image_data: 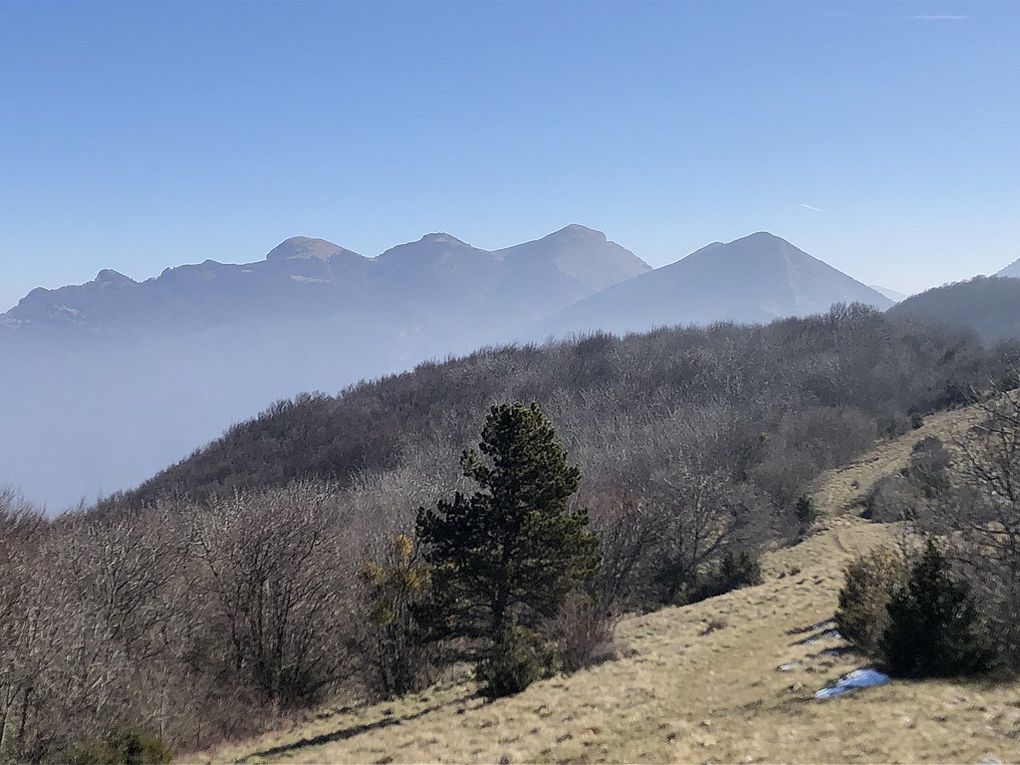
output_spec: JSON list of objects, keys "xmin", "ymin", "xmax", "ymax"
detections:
[
  {"xmin": 546, "ymin": 592, "xmax": 617, "ymax": 674},
  {"xmin": 701, "ymin": 617, "xmax": 728, "ymax": 635},
  {"xmin": 881, "ymin": 541, "xmax": 993, "ymax": 677},
  {"xmin": 69, "ymin": 729, "xmax": 171, "ymax": 765},
  {"xmin": 906, "ymin": 436, "xmax": 953, "ymax": 498},
  {"xmin": 861, "ymin": 474, "xmax": 917, "ymax": 522},
  {"xmin": 795, "ymin": 495, "xmax": 818, "ymax": 530},
  {"xmin": 836, "ymin": 546, "xmax": 907, "ymax": 655},
  {"xmin": 477, "ymin": 624, "xmax": 554, "ymax": 699},
  {"xmin": 692, "ymin": 550, "xmax": 763, "ymax": 602},
  {"xmin": 357, "ymin": 534, "xmax": 434, "ymax": 699}
]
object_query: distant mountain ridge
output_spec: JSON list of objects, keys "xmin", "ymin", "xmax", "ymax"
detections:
[
  {"xmin": 1, "ymin": 226, "xmax": 650, "ymax": 335},
  {"xmin": 545, "ymin": 232, "xmax": 892, "ymax": 336},
  {"xmin": 870, "ymin": 285, "xmax": 909, "ymax": 303},
  {"xmin": 889, "ymin": 276, "xmax": 1020, "ymax": 344},
  {"xmin": 996, "ymin": 258, "xmax": 1020, "ymax": 279}
]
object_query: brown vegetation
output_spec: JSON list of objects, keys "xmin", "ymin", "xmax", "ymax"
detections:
[{"xmin": 3, "ymin": 309, "xmax": 1019, "ymax": 761}]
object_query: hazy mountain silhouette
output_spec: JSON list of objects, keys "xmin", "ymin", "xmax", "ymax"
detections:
[
  {"xmin": 889, "ymin": 276, "xmax": 1020, "ymax": 344},
  {"xmin": 2, "ymin": 226, "xmax": 649, "ymax": 337},
  {"xmin": 870, "ymin": 285, "xmax": 909, "ymax": 303},
  {"xmin": 545, "ymin": 232, "xmax": 892, "ymax": 335},
  {"xmin": 996, "ymin": 258, "xmax": 1020, "ymax": 279}
]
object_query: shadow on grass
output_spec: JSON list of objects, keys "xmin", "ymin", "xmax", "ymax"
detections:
[
  {"xmin": 786, "ymin": 617, "xmax": 836, "ymax": 637},
  {"xmin": 238, "ymin": 695, "xmax": 472, "ymax": 763}
]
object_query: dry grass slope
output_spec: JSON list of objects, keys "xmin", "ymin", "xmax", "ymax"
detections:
[{"xmin": 196, "ymin": 408, "xmax": 1020, "ymax": 764}]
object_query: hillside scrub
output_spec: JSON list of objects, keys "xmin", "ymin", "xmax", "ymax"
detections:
[
  {"xmin": 4, "ymin": 308, "xmax": 1020, "ymax": 759},
  {"xmin": 924, "ymin": 384, "xmax": 1020, "ymax": 670},
  {"xmin": 881, "ymin": 541, "xmax": 993, "ymax": 677},
  {"xmin": 838, "ymin": 540, "xmax": 993, "ymax": 678},
  {"xmin": 840, "ymin": 382, "xmax": 1020, "ymax": 676},
  {"xmin": 105, "ymin": 306, "xmax": 1010, "ymax": 513},
  {"xmin": 836, "ymin": 546, "xmax": 907, "ymax": 656}
]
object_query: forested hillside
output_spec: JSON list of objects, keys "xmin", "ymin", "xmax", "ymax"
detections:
[
  {"xmin": 109, "ymin": 304, "xmax": 1005, "ymax": 512},
  {"xmin": 889, "ymin": 276, "xmax": 1020, "ymax": 343}
]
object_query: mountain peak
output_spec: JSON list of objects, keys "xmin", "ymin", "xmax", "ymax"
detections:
[
  {"xmin": 95, "ymin": 269, "xmax": 135, "ymax": 285},
  {"xmin": 547, "ymin": 224, "xmax": 607, "ymax": 241},
  {"xmin": 548, "ymin": 233, "xmax": 891, "ymax": 336},
  {"xmin": 419, "ymin": 232, "xmax": 468, "ymax": 246},
  {"xmin": 735, "ymin": 231, "xmax": 790, "ymax": 246},
  {"xmin": 266, "ymin": 236, "xmax": 348, "ymax": 262}
]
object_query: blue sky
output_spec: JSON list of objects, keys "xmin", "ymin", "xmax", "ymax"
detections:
[{"xmin": 1, "ymin": 0, "xmax": 1017, "ymax": 310}]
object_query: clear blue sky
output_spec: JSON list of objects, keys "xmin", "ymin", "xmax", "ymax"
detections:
[{"xmin": 1, "ymin": 0, "xmax": 1017, "ymax": 310}]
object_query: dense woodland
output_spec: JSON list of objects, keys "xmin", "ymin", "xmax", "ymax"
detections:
[{"xmin": 4, "ymin": 305, "xmax": 1020, "ymax": 762}]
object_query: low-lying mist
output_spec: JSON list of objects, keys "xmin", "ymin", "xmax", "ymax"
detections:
[{"xmin": 0, "ymin": 315, "xmax": 507, "ymax": 512}]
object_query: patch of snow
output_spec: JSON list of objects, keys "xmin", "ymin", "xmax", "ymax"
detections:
[
  {"xmin": 778, "ymin": 662, "xmax": 800, "ymax": 672},
  {"xmin": 814, "ymin": 668, "xmax": 890, "ymax": 699},
  {"xmin": 290, "ymin": 275, "xmax": 329, "ymax": 284},
  {"xmin": 55, "ymin": 305, "xmax": 81, "ymax": 317}
]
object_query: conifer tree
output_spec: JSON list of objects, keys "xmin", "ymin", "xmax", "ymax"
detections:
[
  {"xmin": 881, "ymin": 540, "xmax": 992, "ymax": 677},
  {"xmin": 416, "ymin": 402, "xmax": 600, "ymax": 644}
]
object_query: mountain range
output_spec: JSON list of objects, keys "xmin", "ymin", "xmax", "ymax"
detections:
[
  {"xmin": 1, "ymin": 225, "xmax": 650, "ymax": 337},
  {"xmin": 2, "ymin": 228, "xmax": 891, "ymax": 342}
]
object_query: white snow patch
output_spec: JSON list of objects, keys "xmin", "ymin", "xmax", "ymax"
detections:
[{"xmin": 814, "ymin": 668, "xmax": 890, "ymax": 699}]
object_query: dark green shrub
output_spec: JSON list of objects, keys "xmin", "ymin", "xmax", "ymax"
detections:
[
  {"xmin": 691, "ymin": 550, "xmax": 762, "ymax": 602},
  {"xmin": 881, "ymin": 541, "xmax": 993, "ymax": 677},
  {"xmin": 69, "ymin": 729, "xmax": 171, "ymax": 765},
  {"xmin": 836, "ymin": 546, "xmax": 907, "ymax": 655},
  {"xmin": 476, "ymin": 624, "xmax": 554, "ymax": 699},
  {"xmin": 719, "ymin": 549, "xmax": 762, "ymax": 590},
  {"xmin": 795, "ymin": 495, "xmax": 818, "ymax": 529}
]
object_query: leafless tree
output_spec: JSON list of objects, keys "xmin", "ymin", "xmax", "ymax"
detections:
[{"xmin": 935, "ymin": 387, "xmax": 1020, "ymax": 668}]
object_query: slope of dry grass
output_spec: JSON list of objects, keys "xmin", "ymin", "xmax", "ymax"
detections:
[{"xmin": 195, "ymin": 407, "xmax": 1020, "ymax": 765}]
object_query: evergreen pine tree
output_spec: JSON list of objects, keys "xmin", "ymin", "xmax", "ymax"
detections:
[
  {"xmin": 416, "ymin": 402, "xmax": 600, "ymax": 659},
  {"xmin": 881, "ymin": 540, "xmax": 992, "ymax": 677}
]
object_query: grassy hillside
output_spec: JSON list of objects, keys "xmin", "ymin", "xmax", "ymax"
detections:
[{"xmin": 196, "ymin": 406, "xmax": 1019, "ymax": 765}]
